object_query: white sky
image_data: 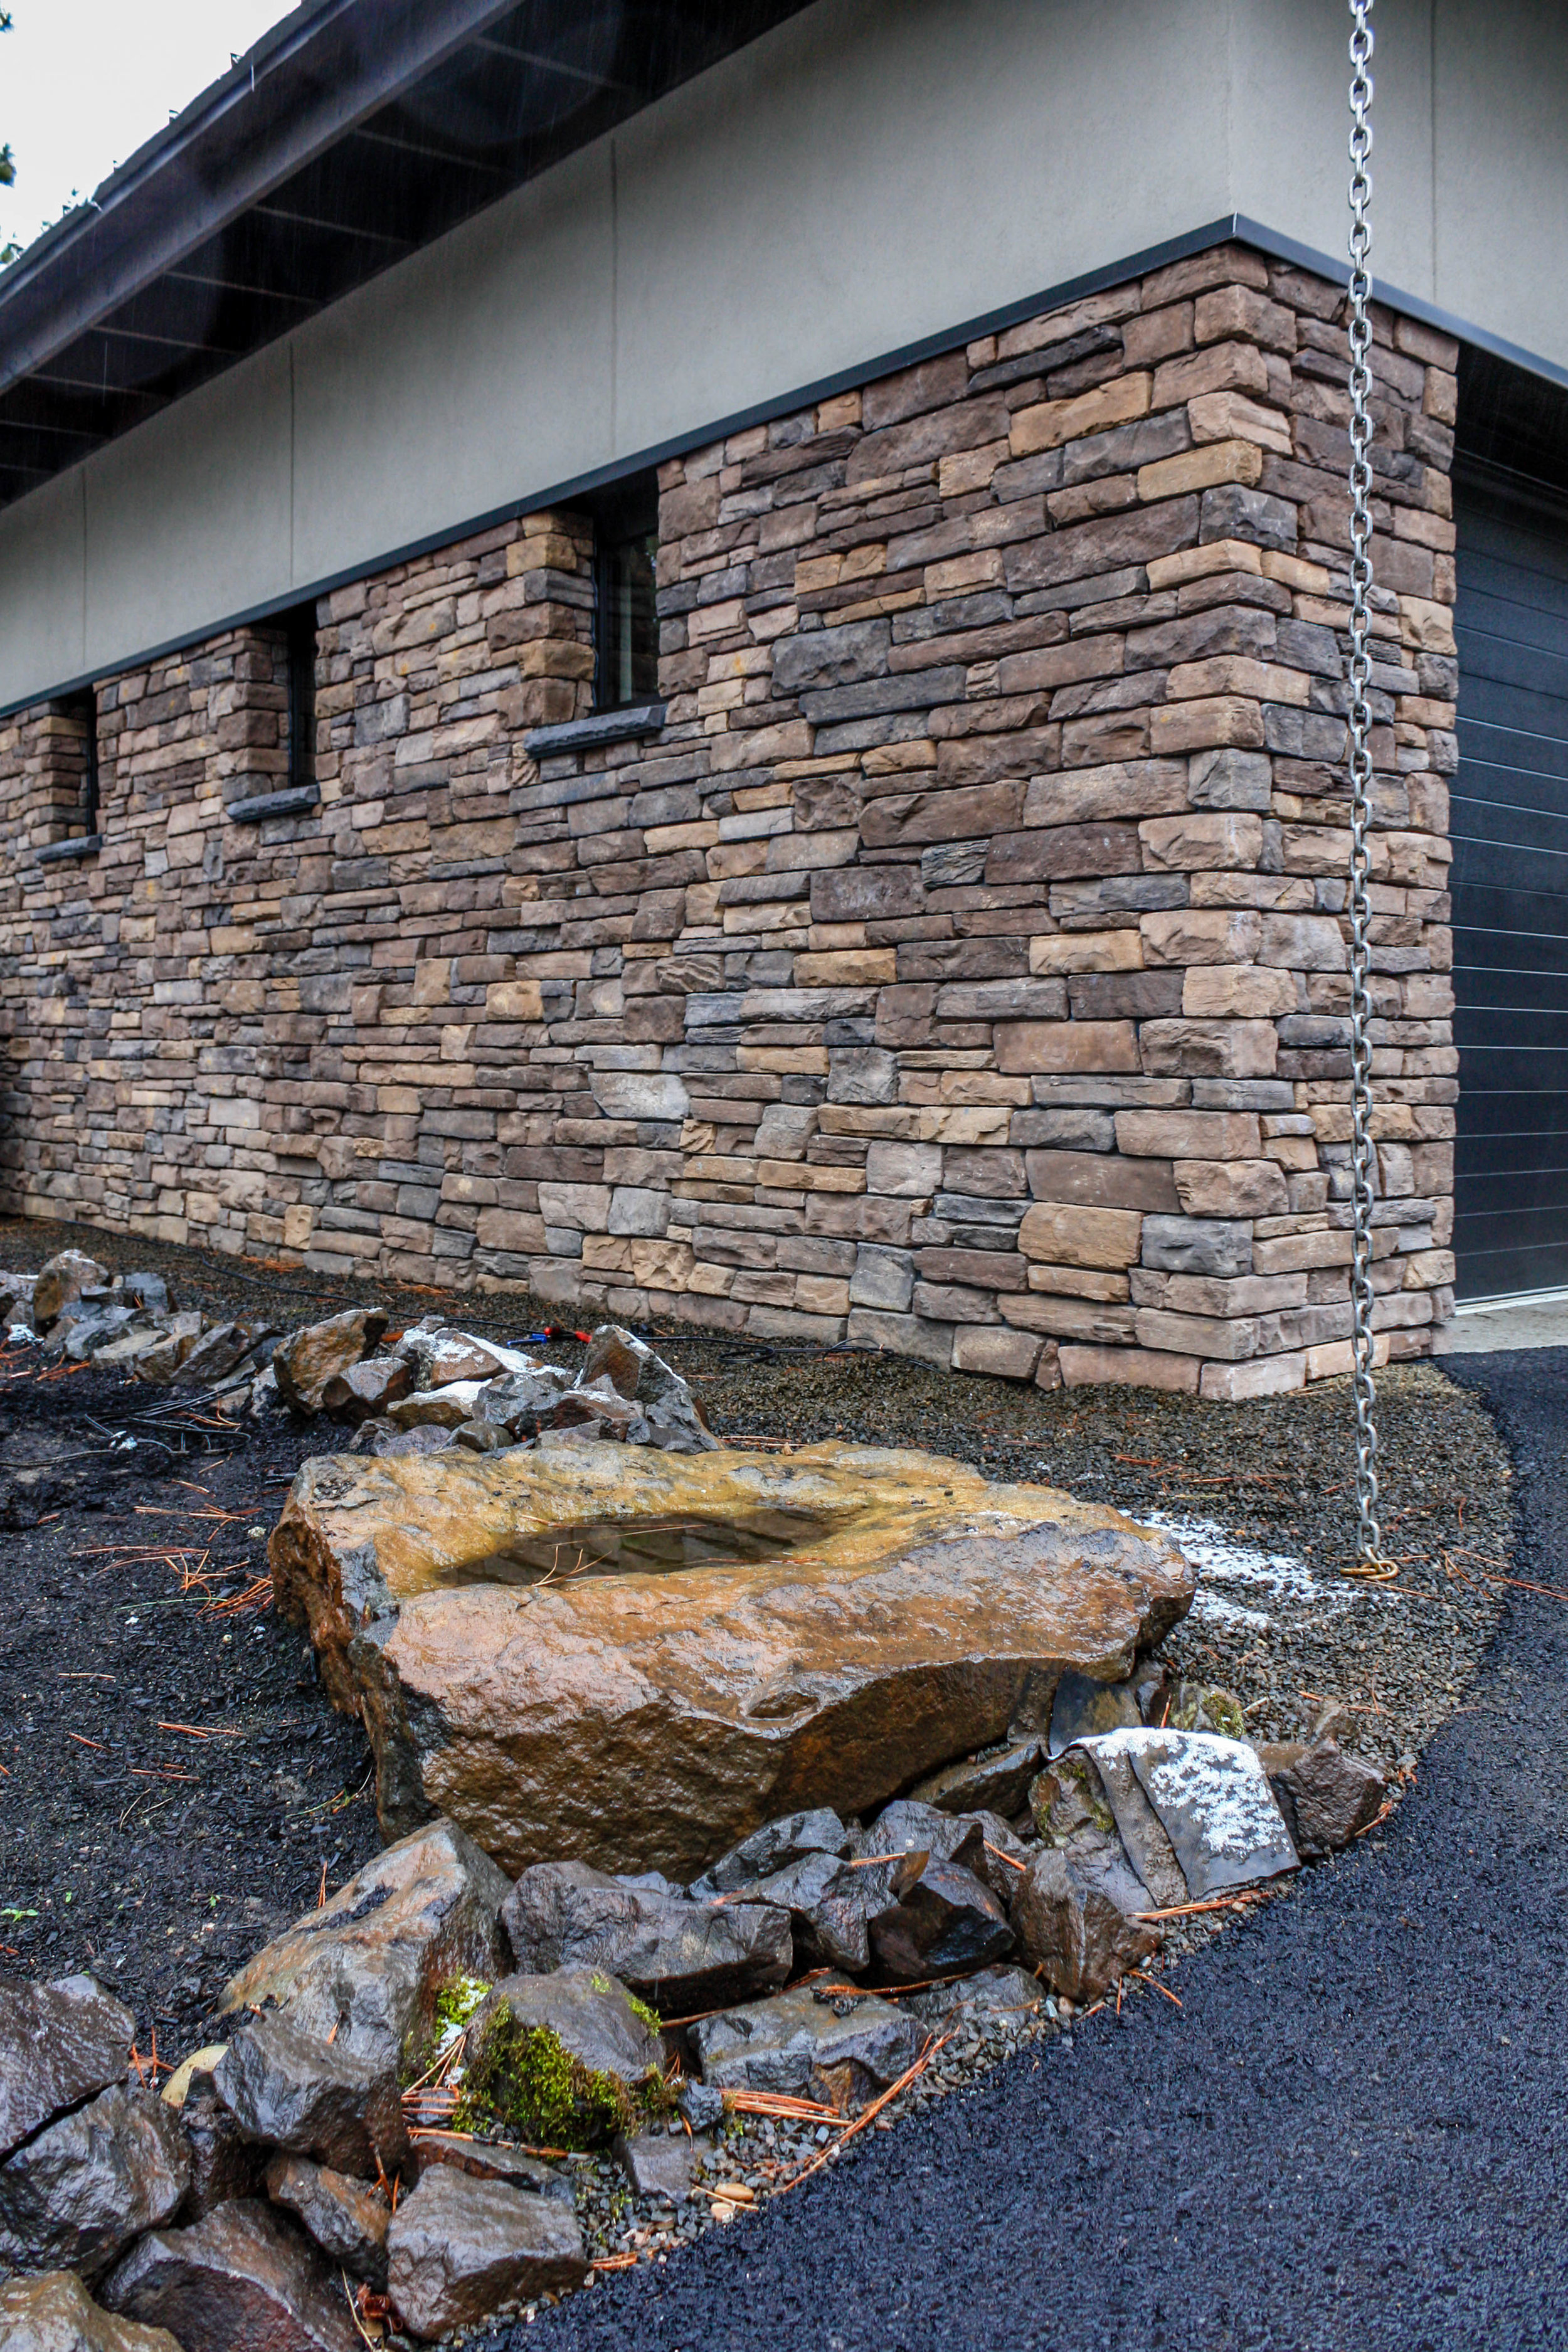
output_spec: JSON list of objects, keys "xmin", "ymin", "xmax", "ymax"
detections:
[{"xmin": 1, "ymin": 0, "xmax": 300, "ymax": 256}]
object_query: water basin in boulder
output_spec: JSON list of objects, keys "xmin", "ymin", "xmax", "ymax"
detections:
[
  {"xmin": 457, "ymin": 1507, "xmax": 835, "ymax": 1589},
  {"xmin": 270, "ymin": 1439, "xmax": 1195, "ymax": 1879}
]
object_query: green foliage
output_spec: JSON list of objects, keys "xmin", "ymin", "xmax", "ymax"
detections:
[
  {"xmin": 625, "ymin": 1990, "xmax": 665, "ymax": 2036},
  {"xmin": 455, "ymin": 1998, "xmax": 675, "ymax": 2149},
  {"xmin": 433, "ymin": 1975, "xmax": 491, "ymax": 2036}
]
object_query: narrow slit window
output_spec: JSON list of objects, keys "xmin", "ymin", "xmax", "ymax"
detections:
[
  {"xmin": 586, "ymin": 474, "xmax": 659, "ymax": 711},
  {"xmin": 61, "ymin": 689, "xmax": 98, "ymax": 837},
  {"xmin": 286, "ymin": 607, "xmax": 317, "ymax": 790}
]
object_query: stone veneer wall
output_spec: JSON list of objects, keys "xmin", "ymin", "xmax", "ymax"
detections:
[{"xmin": 0, "ymin": 243, "xmax": 1458, "ymax": 1397}]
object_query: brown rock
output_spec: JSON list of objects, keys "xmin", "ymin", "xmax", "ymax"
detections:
[
  {"xmin": 1010, "ymin": 1847, "xmax": 1159, "ymax": 2000},
  {"xmin": 386, "ymin": 2166, "xmax": 587, "ymax": 2341},
  {"xmin": 0, "ymin": 1973, "xmax": 135, "ymax": 2160},
  {"xmin": 32, "ymin": 1251, "xmax": 110, "ymax": 1328},
  {"xmin": 1259, "ymin": 1738, "xmax": 1386, "ymax": 1858},
  {"xmin": 218, "ymin": 1818, "xmax": 510, "ymax": 2073},
  {"xmin": 320, "ymin": 1355, "xmax": 415, "ymax": 1425},
  {"xmin": 170, "ymin": 1320, "xmax": 275, "ymax": 1388},
  {"xmin": 909, "ymin": 1736, "xmax": 1043, "ymax": 1820},
  {"xmin": 0, "ymin": 2270, "xmax": 182, "ymax": 2352},
  {"xmin": 272, "ymin": 1310, "xmax": 389, "ymax": 1415},
  {"xmin": 102, "ymin": 2196, "xmax": 360, "ymax": 2351},
  {"xmin": 271, "ymin": 1440, "xmax": 1192, "ymax": 1879},
  {"xmin": 266, "ymin": 2154, "xmax": 389, "ymax": 2287}
]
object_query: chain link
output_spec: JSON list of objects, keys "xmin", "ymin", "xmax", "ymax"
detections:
[{"xmin": 1343, "ymin": 0, "xmax": 1395, "ymax": 1580}]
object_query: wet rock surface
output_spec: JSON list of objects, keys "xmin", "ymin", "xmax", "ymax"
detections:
[
  {"xmin": 264, "ymin": 2154, "xmax": 389, "ymax": 2288},
  {"xmin": 385, "ymin": 2165, "xmax": 588, "ymax": 2340},
  {"xmin": 0, "ymin": 2269, "xmax": 183, "ymax": 2352},
  {"xmin": 102, "ymin": 2197, "xmax": 360, "ymax": 2351},
  {"xmin": 218, "ymin": 1818, "xmax": 511, "ymax": 2070},
  {"xmin": 0, "ymin": 2087, "xmax": 188, "ymax": 2282},
  {"xmin": 692, "ymin": 1984, "xmax": 923, "ymax": 2107},
  {"xmin": 213, "ymin": 2017, "xmax": 410, "ymax": 2181},
  {"xmin": 466, "ymin": 1968, "xmax": 663, "ymax": 2094},
  {"xmin": 273, "ymin": 1438, "xmax": 1193, "ymax": 1878},
  {"xmin": 0, "ymin": 1977, "xmax": 135, "ymax": 2161},
  {"xmin": 501, "ymin": 1864, "xmax": 792, "ymax": 2013}
]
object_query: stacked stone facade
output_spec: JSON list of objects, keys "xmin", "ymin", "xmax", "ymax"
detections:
[{"xmin": 0, "ymin": 242, "xmax": 1459, "ymax": 1396}]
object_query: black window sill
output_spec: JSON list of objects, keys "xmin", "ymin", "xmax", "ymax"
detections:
[
  {"xmin": 524, "ymin": 702, "xmax": 666, "ymax": 757},
  {"xmin": 35, "ymin": 834, "xmax": 101, "ymax": 865},
  {"xmin": 228, "ymin": 785, "xmax": 320, "ymax": 824}
]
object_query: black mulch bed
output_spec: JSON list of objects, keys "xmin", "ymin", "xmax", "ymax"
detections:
[{"xmin": 0, "ymin": 1216, "xmax": 1513, "ymax": 2075}]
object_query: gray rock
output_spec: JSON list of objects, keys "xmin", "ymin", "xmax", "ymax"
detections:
[
  {"xmin": 690, "ymin": 1807, "xmax": 853, "ymax": 1899},
  {"xmin": 1075, "ymin": 1737, "xmax": 1189, "ymax": 1909},
  {"xmin": 219, "ymin": 1818, "xmax": 511, "ymax": 2072},
  {"xmin": 408, "ymin": 2132, "xmax": 573, "ymax": 2205},
  {"xmin": 692, "ymin": 1984, "xmax": 922, "ymax": 2109},
  {"xmin": 1096, "ymin": 1728, "xmax": 1299, "ymax": 1898},
  {"xmin": 467, "ymin": 1966, "xmax": 662, "ymax": 2091},
  {"xmin": 0, "ymin": 2270, "xmax": 181, "ymax": 2352},
  {"xmin": 1048, "ymin": 1670, "xmax": 1142, "ymax": 1756},
  {"xmin": 1010, "ymin": 1848, "xmax": 1159, "ymax": 2001},
  {"xmin": 121, "ymin": 1273, "xmax": 171, "ymax": 1318},
  {"xmin": 171, "ymin": 1321, "xmax": 273, "ymax": 1387},
  {"xmin": 1259, "ymin": 1737, "xmax": 1386, "ymax": 1858},
  {"xmin": 734, "ymin": 1850, "xmax": 875, "ymax": 1974},
  {"xmin": 266, "ymin": 2153, "xmax": 389, "ymax": 2287},
  {"xmin": 867, "ymin": 1858, "xmax": 1016, "ymax": 1983},
  {"xmin": 906, "ymin": 1962, "xmax": 1049, "ymax": 2026},
  {"xmin": 0, "ymin": 2085, "xmax": 189, "ymax": 2282},
  {"xmin": 909, "ymin": 1737, "xmax": 1043, "ymax": 1820},
  {"xmin": 102, "ymin": 2196, "xmax": 359, "ymax": 2350},
  {"xmin": 0, "ymin": 1973, "xmax": 135, "ymax": 2159},
  {"xmin": 319, "ymin": 1355, "xmax": 414, "ymax": 1424},
  {"xmin": 214, "ymin": 2017, "xmax": 410, "ymax": 2180},
  {"xmin": 386, "ymin": 2164, "xmax": 588, "ymax": 2338},
  {"xmin": 1165, "ymin": 1681, "xmax": 1248, "ymax": 1739},
  {"xmin": 1140, "ymin": 1216, "xmax": 1253, "ymax": 1277},
  {"xmin": 613, "ymin": 2129, "xmax": 696, "ymax": 2203},
  {"xmin": 862, "ymin": 1799, "xmax": 1012, "ymax": 1890},
  {"xmin": 677, "ymin": 2080, "xmax": 726, "ymax": 2132},
  {"xmin": 55, "ymin": 1304, "xmax": 142, "ymax": 1360},
  {"xmin": 351, "ymin": 1418, "xmax": 455, "ymax": 1459},
  {"xmin": 469, "ymin": 1367, "xmax": 575, "ymax": 1436},
  {"xmin": 501, "ymin": 1862, "xmax": 791, "ymax": 2013},
  {"xmin": 567, "ymin": 1325, "xmax": 717, "ymax": 1453},
  {"xmin": 171, "ymin": 2072, "xmax": 262, "ymax": 2220}
]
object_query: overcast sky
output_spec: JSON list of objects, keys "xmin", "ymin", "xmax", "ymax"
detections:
[{"xmin": 1, "ymin": 0, "xmax": 300, "ymax": 257}]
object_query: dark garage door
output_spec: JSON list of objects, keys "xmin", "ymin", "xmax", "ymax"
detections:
[{"xmin": 1453, "ymin": 473, "xmax": 1568, "ymax": 1299}]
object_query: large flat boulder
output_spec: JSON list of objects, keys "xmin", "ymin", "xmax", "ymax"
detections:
[
  {"xmin": 272, "ymin": 1440, "xmax": 1192, "ymax": 1880},
  {"xmin": 218, "ymin": 1818, "xmax": 509, "ymax": 2072}
]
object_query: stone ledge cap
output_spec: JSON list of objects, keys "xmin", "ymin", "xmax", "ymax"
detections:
[
  {"xmin": 524, "ymin": 702, "xmax": 666, "ymax": 756},
  {"xmin": 34, "ymin": 833, "xmax": 100, "ymax": 864},
  {"xmin": 227, "ymin": 785, "xmax": 320, "ymax": 824}
]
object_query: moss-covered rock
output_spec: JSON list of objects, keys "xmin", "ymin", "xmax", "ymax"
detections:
[{"xmin": 455, "ymin": 1968, "xmax": 668, "ymax": 2151}]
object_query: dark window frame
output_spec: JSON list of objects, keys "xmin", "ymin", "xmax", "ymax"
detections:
[
  {"xmin": 285, "ymin": 605, "xmax": 317, "ymax": 792},
  {"xmin": 60, "ymin": 687, "xmax": 99, "ymax": 835},
  {"xmin": 581, "ymin": 473, "xmax": 660, "ymax": 714}
]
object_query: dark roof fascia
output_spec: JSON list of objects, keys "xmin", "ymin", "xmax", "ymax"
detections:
[
  {"xmin": 8, "ymin": 209, "xmax": 1568, "ymax": 722},
  {"xmin": 0, "ymin": 0, "xmax": 525, "ymax": 399}
]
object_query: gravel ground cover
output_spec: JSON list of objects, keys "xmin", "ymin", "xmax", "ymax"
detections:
[
  {"xmin": 499, "ymin": 1347, "xmax": 1568, "ymax": 2352},
  {"xmin": 0, "ymin": 1216, "xmax": 1523, "ymax": 2345}
]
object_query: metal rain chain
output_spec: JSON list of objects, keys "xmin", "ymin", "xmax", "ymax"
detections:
[{"xmin": 1343, "ymin": 0, "xmax": 1397, "ymax": 1582}]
